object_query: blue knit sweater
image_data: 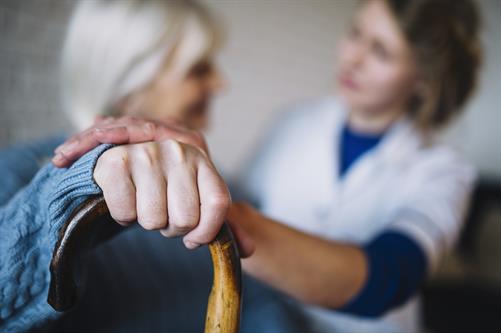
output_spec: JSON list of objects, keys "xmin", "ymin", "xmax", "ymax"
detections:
[{"xmin": 0, "ymin": 137, "xmax": 110, "ymax": 332}]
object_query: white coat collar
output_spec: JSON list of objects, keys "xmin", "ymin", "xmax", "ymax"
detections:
[{"xmin": 320, "ymin": 99, "xmax": 426, "ymax": 203}]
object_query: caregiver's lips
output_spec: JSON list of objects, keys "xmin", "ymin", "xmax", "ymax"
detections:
[{"xmin": 339, "ymin": 73, "xmax": 360, "ymax": 91}]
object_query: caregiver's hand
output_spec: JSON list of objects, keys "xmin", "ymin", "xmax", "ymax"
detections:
[
  {"xmin": 52, "ymin": 115, "xmax": 208, "ymax": 168},
  {"xmin": 93, "ymin": 139, "xmax": 228, "ymax": 249}
]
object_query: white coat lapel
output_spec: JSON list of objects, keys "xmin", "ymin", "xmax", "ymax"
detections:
[
  {"xmin": 338, "ymin": 116, "xmax": 421, "ymax": 205},
  {"xmin": 305, "ymin": 102, "xmax": 342, "ymax": 218}
]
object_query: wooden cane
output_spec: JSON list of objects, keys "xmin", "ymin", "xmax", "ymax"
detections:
[{"xmin": 47, "ymin": 196, "xmax": 242, "ymax": 333}]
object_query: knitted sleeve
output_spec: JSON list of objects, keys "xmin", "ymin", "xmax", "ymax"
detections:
[{"xmin": 0, "ymin": 144, "xmax": 111, "ymax": 332}]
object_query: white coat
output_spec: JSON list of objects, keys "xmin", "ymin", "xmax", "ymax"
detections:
[{"xmin": 238, "ymin": 97, "xmax": 476, "ymax": 333}]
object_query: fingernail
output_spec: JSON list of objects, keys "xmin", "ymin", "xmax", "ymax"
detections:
[
  {"xmin": 52, "ymin": 154, "xmax": 65, "ymax": 164},
  {"xmin": 184, "ymin": 240, "xmax": 200, "ymax": 249},
  {"xmin": 60, "ymin": 140, "xmax": 79, "ymax": 154}
]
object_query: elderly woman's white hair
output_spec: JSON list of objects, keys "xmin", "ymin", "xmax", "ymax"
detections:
[{"xmin": 61, "ymin": 0, "xmax": 222, "ymax": 129}]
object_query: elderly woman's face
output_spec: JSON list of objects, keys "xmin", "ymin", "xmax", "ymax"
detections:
[
  {"xmin": 336, "ymin": 0, "xmax": 418, "ymax": 115},
  {"xmin": 124, "ymin": 57, "xmax": 225, "ymax": 131}
]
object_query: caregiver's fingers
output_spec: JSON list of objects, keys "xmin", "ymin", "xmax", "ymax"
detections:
[
  {"xmin": 153, "ymin": 126, "xmax": 209, "ymax": 155},
  {"xmin": 53, "ymin": 114, "xmax": 159, "ymax": 165},
  {"xmin": 52, "ymin": 122, "xmax": 157, "ymax": 168},
  {"xmin": 52, "ymin": 118, "xmax": 208, "ymax": 168},
  {"xmin": 93, "ymin": 146, "xmax": 137, "ymax": 225},
  {"xmin": 129, "ymin": 143, "xmax": 168, "ymax": 230},
  {"xmin": 182, "ymin": 161, "xmax": 231, "ymax": 249},
  {"xmin": 226, "ymin": 218, "xmax": 256, "ymax": 258}
]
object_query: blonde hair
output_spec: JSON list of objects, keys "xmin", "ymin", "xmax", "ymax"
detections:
[
  {"xmin": 61, "ymin": 0, "xmax": 222, "ymax": 129},
  {"xmin": 383, "ymin": 0, "xmax": 483, "ymax": 132}
]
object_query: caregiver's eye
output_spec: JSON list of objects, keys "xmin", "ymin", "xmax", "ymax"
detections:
[
  {"xmin": 348, "ymin": 24, "xmax": 362, "ymax": 40},
  {"xmin": 372, "ymin": 41, "xmax": 391, "ymax": 62}
]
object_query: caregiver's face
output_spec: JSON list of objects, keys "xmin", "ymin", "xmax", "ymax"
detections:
[
  {"xmin": 126, "ymin": 56, "xmax": 225, "ymax": 131},
  {"xmin": 336, "ymin": 0, "xmax": 418, "ymax": 114}
]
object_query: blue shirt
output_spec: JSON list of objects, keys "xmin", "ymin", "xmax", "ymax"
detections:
[
  {"xmin": 339, "ymin": 124, "xmax": 384, "ymax": 177},
  {"xmin": 338, "ymin": 123, "xmax": 428, "ymax": 317}
]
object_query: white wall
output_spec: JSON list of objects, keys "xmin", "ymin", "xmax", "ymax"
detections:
[
  {"xmin": 204, "ymin": 0, "xmax": 356, "ymax": 176},
  {"xmin": 443, "ymin": 0, "xmax": 501, "ymax": 178}
]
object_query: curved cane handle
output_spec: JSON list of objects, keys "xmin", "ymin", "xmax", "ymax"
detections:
[{"xmin": 48, "ymin": 196, "xmax": 241, "ymax": 333}]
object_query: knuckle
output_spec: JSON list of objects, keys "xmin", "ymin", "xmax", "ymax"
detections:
[
  {"xmin": 160, "ymin": 228, "xmax": 176, "ymax": 238},
  {"xmin": 134, "ymin": 142, "xmax": 159, "ymax": 166},
  {"xmin": 190, "ymin": 230, "xmax": 215, "ymax": 244},
  {"xmin": 170, "ymin": 213, "xmax": 199, "ymax": 230},
  {"xmin": 143, "ymin": 121, "xmax": 156, "ymax": 132},
  {"xmin": 207, "ymin": 193, "xmax": 231, "ymax": 211},
  {"xmin": 109, "ymin": 210, "xmax": 136, "ymax": 224},
  {"xmin": 106, "ymin": 147, "xmax": 128, "ymax": 166},
  {"xmin": 161, "ymin": 139, "xmax": 186, "ymax": 163},
  {"xmin": 93, "ymin": 166, "xmax": 105, "ymax": 184},
  {"xmin": 113, "ymin": 217, "xmax": 136, "ymax": 226},
  {"xmin": 95, "ymin": 148, "xmax": 128, "ymax": 182},
  {"xmin": 173, "ymin": 225, "xmax": 192, "ymax": 235},
  {"xmin": 123, "ymin": 115, "xmax": 137, "ymax": 123},
  {"xmin": 106, "ymin": 155, "xmax": 127, "ymax": 172},
  {"xmin": 160, "ymin": 225, "xmax": 188, "ymax": 238},
  {"xmin": 192, "ymin": 144, "xmax": 209, "ymax": 159},
  {"xmin": 139, "ymin": 217, "xmax": 166, "ymax": 230}
]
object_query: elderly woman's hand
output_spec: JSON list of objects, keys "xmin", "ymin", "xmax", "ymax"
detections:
[
  {"xmin": 93, "ymin": 139, "xmax": 228, "ymax": 249},
  {"xmin": 52, "ymin": 116, "xmax": 208, "ymax": 168}
]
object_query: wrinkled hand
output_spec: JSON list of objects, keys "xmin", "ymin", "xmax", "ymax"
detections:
[
  {"xmin": 94, "ymin": 139, "xmax": 227, "ymax": 249},
  {"xmin": 53, "ymin": 116, "xmax": 208, "ymax": 168}
]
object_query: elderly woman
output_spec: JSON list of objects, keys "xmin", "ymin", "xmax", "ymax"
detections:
[{"xmin": 1, "ymin": 1, "xmax": 298, "ymax": 332}]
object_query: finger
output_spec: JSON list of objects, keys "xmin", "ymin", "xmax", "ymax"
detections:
[
  {"xmin": 52, "ymin": 131, "xmax": 102, "ymax": 168},
  {"xmin": 53, "ymin": 118, "xmax": 206, "ymax": 168},
  {"xmin": 93, "ymin": 115, "xmax": 110, "ymax": 125},
  {"xmin": 54, "ymin": 131, "xmax": 87, "ymax": 155},
  {"xmin": 226, "ymin": 218, "xmax": 255, "ymax": 258},
  {"xmin": 53, "ymin": 123, "xmax": 153, "ymax": 168},
  {"xmin": 54, "ymin": 116, "xmax": 151, "ymax": 156},
  {"xmin": 95, "ymin": 122, "xmax": 157, "ymax": 143},
  {"xmin": 125, "ymin": 121, "xmax": 156, "ymax": 142},
  {"xmin": 160, "ymin": 159, "xmax": 200, "ymax": 239},
  {"xmin": 92, "ymin": 126, "xmax": 130, "ymax": 143},
  {"xmin": 100, "ymin": 116, "xmax": 116, "ymax": 125},
  {"xmin": 129, "ymin": 144, "xmax": 168, "ymax": 230},
  {"xmin": 94, "ymin": 150, "xmax": 137, "ymax": 225},
  {"xmin": 154, "ymin": 126, "xmax": 209, "ymax": 154},
  {"xmin": 182, "ymin": 162, "xmax": 230, "ymax": 249}
]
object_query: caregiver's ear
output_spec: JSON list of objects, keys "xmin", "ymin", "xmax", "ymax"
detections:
[{"xmin": 413, "ymin": 78, "xmax": 428, "ymax": 99}]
